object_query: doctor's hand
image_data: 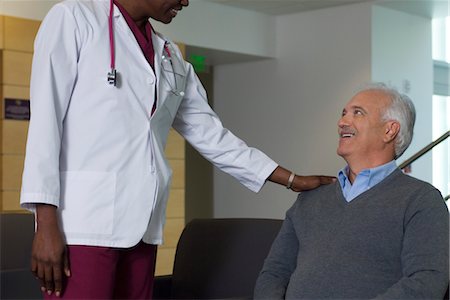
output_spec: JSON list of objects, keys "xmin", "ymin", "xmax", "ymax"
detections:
[
  {"xmin": 289, "ymin": 175, "xmax": 336, "ymax": 192},
  {"xmin": 268, "ymin": 166, "xmax": 336, "ymax": 192},
  {"xmin": 32, "ymin": 204, "xmax": 70, "ymax": 297}
]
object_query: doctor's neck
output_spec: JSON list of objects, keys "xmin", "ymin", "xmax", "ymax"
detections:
[{"xmin": 115, "ymin": 0, "xmax": 151, "ymax": 30}]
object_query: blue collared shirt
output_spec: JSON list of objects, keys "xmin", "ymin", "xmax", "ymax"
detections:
[{"xmin": 337, "ymin": 160, "xmax": 398, "ymax": 202}]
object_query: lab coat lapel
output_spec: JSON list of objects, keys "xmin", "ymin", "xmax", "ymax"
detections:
[
  {"xmin": 152, "ymin": 32, "xmax": 166, "ymax": 112},
  {"xmin": 112, "ymin": 4, "xmax": 155, "ymax": 118}
]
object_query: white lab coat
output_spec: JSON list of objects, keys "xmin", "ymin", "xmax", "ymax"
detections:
[{"xmin": 20, "ymin": 0, "xmax": 277, "ymax": 247}]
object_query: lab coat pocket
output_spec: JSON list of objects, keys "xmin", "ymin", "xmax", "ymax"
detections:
[{"xmin": 59, "ymin": 171, "xmax": 116, "ymax": 236}]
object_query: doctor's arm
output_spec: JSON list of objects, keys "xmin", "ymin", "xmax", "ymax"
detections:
[
  {"xmin": 20, "ymin": 3, "xmax": 80, "ymax": 297},
  {"xmin": 32, "ymin": 204, "xmax": 70, "ymax": 297}
]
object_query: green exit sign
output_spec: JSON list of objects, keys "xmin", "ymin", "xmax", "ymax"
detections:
[{"xmin": 189, "ymin": 54, "xmax": 206, "ymax": 72}]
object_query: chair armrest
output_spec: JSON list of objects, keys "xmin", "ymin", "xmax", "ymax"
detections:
[{"xmin": 153, "ymin": 275, "xmax": 173, "ymax": 299}]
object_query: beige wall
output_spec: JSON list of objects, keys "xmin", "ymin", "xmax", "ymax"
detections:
[{"xmin": 0, "ymin": 15, "xmax": 38, "ymax": 212}]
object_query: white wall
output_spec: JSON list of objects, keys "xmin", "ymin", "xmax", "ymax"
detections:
[
  {"xmin": 0, "ymin": 0, "xmax": 275, "ymax": 59},
  {"xmin": 372, "ymin": 5, "xmax": 433, "ymax": 183},
  {"xmin": 154, "ymin": 0, "xmax": 276, "ymax": 58},
  {"xmin": 213, "ymin": 2, "xmax": 373, "ymax": 219}
]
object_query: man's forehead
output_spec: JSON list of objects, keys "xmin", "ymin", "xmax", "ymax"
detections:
[{"xmin": 344, "ymin": 90, "xmax": 389, "ymax": 110}]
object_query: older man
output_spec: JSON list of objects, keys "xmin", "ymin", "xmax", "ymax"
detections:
[{"xmin": 254, "ymin": 84, "xmax": 449, "ymax": 299}]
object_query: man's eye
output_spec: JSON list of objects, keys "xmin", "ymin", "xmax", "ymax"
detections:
[{"xmin": 354, "ymin": 110, "xmax": 363, "ymax": 115}]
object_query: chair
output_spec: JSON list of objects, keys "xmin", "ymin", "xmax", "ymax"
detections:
[
  {"xmin": 0, "ymin": 213, "xmax": 43, "ymax": 300},
  {"xmin": 152, "ymin": 218, "xmax": 282, "ymax": 299}
]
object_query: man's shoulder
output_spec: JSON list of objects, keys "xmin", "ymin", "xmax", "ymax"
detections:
[
  {"xmin": 386, "ymin": 169, "xmax": 440, "ymax": 195},
  {"xmin": 380, "ymin": 170, "xmax": 446, "ymax": 212}
]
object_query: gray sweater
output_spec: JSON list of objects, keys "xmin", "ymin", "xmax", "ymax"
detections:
[{"xmin": 254, "ymin": 169, "xmax": 449, "ymax": 299}]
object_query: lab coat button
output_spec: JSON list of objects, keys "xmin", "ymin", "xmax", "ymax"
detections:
[
  {"xmin": 179, "ymin": 91, "xmax": 185, "ymax": 96},
  {"xmin": 147, "ymin": 77, "xmax": 155, "ymax": 85}
]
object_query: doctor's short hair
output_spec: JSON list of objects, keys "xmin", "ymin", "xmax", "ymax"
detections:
[{"xmin": 356, "ymin": 82, "xmax": 416, "ymax": 159}]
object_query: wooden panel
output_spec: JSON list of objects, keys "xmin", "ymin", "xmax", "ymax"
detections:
[
  {"xmin": 170, "ymin": 159, "xmax": 185, "ymax": 189},
  {"xmin": 165, "ymin": 129, "xmax": 185, "ymax": 159},
  {"xmin": 2, "ymin": 50, "xmax": 33, "ymax": 86},
  {"xmin": 4, "ymin": 16, "xmax": 40, "ymax": 53},
  {"xmin": 166, "ymin": 188, "xmax": 184, "ymax": 218},
  {"xmin": 1, "ymin": 154, "xmax": 24, "ymax": 190},
  {"xmin": 0, "ymin": 125, "xmax": 2, "ymax": 189},
  {"xmin": 2, "ymin": 120, "xmax": 29, "ymax": 154},
  {"xmin": 161, "ymin": 217, "xmax": 184, "ymax": 248},
  {"xmin": 175, "ymin": 42, "xmax": 186, "ymax": 59},
  {"xmin": 0, "ymin": 16, "xmax": 4, "ymax": 50},
  {"xmin": 0, "ymin": 50, "xmax": 3, "ymax": 85},
  {"xmin": 2, "ymin": 85, "xmax": 29, "ymax": 99},
  {"xmin": 155, "ymin": 247, "xmax": 176, "ymax": 276},
  {"xmin": 1, "ymin": 190, "xmax": 22, "ymax": 211},
  {"xmin": 0, "ymin": 85, "xmax": 2, "ymax": 113}
]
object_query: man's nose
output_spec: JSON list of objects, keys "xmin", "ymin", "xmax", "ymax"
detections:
[
  {"xmin": 338, "ymin": 115, "xmax": 349, "ymax": 128},
  {"xmin": 180, "ymin": 0, "xmax": 189, "ymax": 7}
]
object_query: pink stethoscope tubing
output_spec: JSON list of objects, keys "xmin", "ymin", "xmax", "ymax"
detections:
[
  {"xmin": 107, "ymin": 0, "xmax": 185, "ymax": 95},
  {"xmin": 107, "ymin": 0, "xmax": 117, "ymax": 85},
  {"xmin": 109, "ymin": 0, "xmax": 115, "ymax": 72}
]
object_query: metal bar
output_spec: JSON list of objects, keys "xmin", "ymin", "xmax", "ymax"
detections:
[{"xmin": 399, "ymin": 130, "xmax": 450, "ymax": 170}]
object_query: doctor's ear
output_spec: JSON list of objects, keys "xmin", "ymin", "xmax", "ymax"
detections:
[{"xmin": 384, "ymin": 121, "xmax": 400, "ymax": 143}]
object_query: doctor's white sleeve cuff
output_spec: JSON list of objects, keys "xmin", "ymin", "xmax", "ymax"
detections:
[
  {"xmin": 20, "ymin": 193, "xmax": 60, "ymax": 212},
  {"xmin": 247, "ymin": 160, "xmax": 279, "ymax": 193}
]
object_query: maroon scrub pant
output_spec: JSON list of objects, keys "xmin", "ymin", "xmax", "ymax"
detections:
[{"xmin": 43, "ymin": 241, "xmax": 157, "ymax": 299}]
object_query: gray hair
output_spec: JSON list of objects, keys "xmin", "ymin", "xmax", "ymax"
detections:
[{"xmin": 356, "ymin": 83, "xmax": 416, "ymax": 159}]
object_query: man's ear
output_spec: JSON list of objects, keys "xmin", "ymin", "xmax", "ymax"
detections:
[{"xmin": 384, "ymin": 121, "xmax": 400, "ymax": 143}]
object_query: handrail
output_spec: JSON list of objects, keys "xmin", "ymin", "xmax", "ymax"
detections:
[{"xmin": 398, "ymin": 130, "xmax": 450, "ymax": 170}]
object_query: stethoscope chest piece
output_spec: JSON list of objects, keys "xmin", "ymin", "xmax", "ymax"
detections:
[{"xmin": 108, "ymin": 69, "xmax": 117, "ymax": 86}]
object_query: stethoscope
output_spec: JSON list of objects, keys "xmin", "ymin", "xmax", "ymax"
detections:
[{"xmin": 107, "ymin": 0, "xmax": 186, "ymax": 97}]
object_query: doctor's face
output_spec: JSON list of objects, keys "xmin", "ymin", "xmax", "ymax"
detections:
[{"xmin": 144, "ymin": 0, "xmax": 189, "ymax": 24}]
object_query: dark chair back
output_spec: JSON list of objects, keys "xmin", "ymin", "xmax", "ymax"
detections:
[
  {"xmin": 169, "ymin": 218, "xmax": 282, "ymax": 299},
  {"xmin": 0, "ymin": 213, "xmax": 42, "ymax": 299}
]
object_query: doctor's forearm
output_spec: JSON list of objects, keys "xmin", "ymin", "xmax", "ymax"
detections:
[
  {"xmin": 35, "ymin": 204, "xmax": 61, "ymax": 232},
  {"xmin": 268, "ymin": 166, "xmax": 294, "ymax": 188}
]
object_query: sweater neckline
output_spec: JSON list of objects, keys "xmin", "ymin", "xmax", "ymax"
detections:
[{"xmin": 335, "ymin": 168, "xmax": 403, "ymax": 206}]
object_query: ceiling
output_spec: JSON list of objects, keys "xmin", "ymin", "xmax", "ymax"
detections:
[
  {"xmin": 202, "ymin": 0, "xmax": 449, "ymax": 18},
  {"xmin": 203, "ymin": 0, "xmax": 373, "ymax": 15}
]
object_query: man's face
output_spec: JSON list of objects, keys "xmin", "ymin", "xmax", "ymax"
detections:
[
  {"xmin": 337, "ymin": 90, "xmax": 392, "ymax": 164},
  {"xmin": 143, "ymin": 0, "xmax": 189, "ymax": 24}
]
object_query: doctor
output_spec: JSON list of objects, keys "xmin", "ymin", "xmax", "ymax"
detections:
[{"xmin": 20, "ymin": 0, "xmax": 334, "ymax": 298}]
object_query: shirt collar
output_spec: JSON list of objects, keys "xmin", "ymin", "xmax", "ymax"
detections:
[{"xmin": 338, "ymin": 160, "xmax": 398, "ymax": 190}]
